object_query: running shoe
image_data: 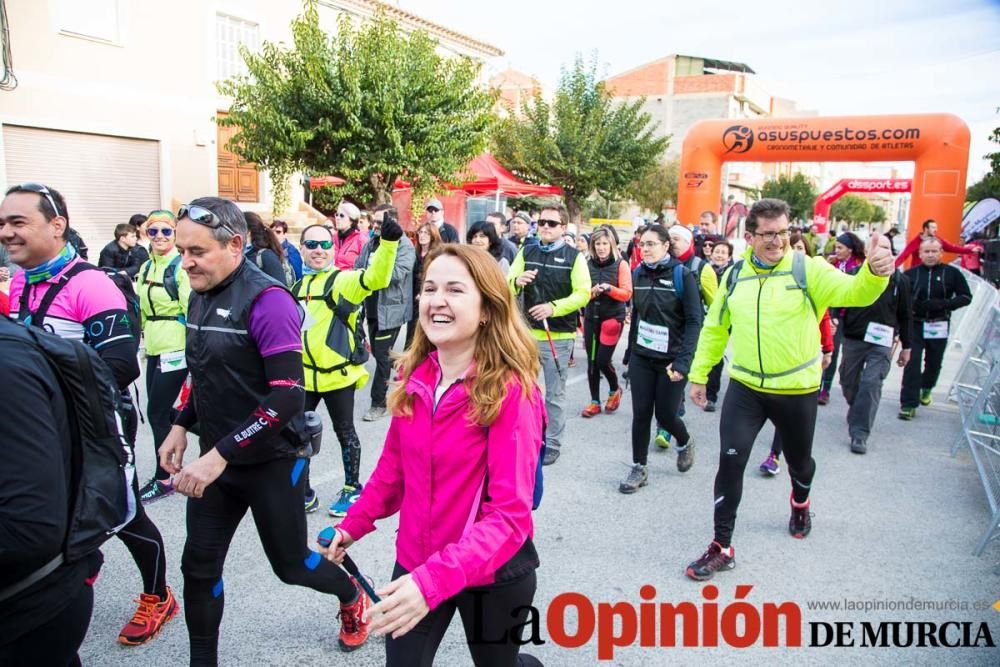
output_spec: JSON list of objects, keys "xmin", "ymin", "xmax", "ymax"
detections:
[
  {"xmin": 686, "ymin": 541, "xmax": 735, "ymax": 581},
  {"xmin": 363, "ymin": 406, "xmax": 387, "ymax": 422},
  {"xmin": 850, "ymin": 437, "xmax": 867, "ymax": 455},
  {"xmin": 919, "ymin": 389, "xmax": 933, "ymax": 406},
  {"xmin": 542, "ymin": 448, "xmax": 560, "ymax": 466},
  {"xmin": 817, "ymin": 389, "xmax": 830, "ymax": 405},
  {"xmin": 759, "ymin": 452, "xmax": 780, "ymax": 476},
  {"xmin": 789, "ymin": 495, "xmax": 812, "ymax": 539},
  {"xmin": 304, "ymin": 489, "xmax": 319, "ymax": 514},
  {"xmin": 676, "ymin": 438, "xmax": 695, "ymax": 473},
  {"xmin": 118, "ymin": 586, "xmax": 179, "ymax": 645},
  {"xmin": 654, "ymin": 428, "xmax": 671, "ymax": 450},
  {"xmin": 138, "ymin": 478, "xmax": 174, "ymax": 505},
  {"xmin": 338, "ymin": 577, "xmax": 372, "ymax": 652},
  {"xmin": 329, "ymin": 484, "xmax": 363, "ymax": 518},
  {"xmin": 604, "ymin": 388, "xmax": 623, "ymax": 413},
  {"xmin": 618, "ymin": 464, "xmax": 648, "ymax": 494},
  {"xmin": 581, "ymin": 401, "xmax": 602, "ymax": 418},
  {"xmin": 898, "ymin": 407, "xmax": 916, "ymax": 420},
  {"xmin": 704, "ymin": 400, "xmax": 717, "ymax": 413}
]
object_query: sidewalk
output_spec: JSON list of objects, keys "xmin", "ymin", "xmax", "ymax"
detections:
[{"xmin": 82, "ymin": 341, "xmax": 1000, "ymax": 665}]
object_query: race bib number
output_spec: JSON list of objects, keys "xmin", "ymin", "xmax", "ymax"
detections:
[
  {"xmin": 863, "ymin": 322, "xmax": 894, "ymax": 348},
  {"xmin": 637, "ymin": 320, "xmax": 670, "ymax": 353},
  {"xmin": 923, "ymin": 321, "xmax": 949, "ymax": 339},
  {"xmin": 160, "ymin": 350, "xmax": 188, "ymax": 373}
]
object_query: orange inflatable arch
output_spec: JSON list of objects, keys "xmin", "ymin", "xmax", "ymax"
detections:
[{"xmin": 677, "ymin": 113, "xmax": 970, "ymax": 242}]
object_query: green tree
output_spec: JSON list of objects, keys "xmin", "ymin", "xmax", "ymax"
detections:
[
  {"xmin": 830, "ymin": 194, "xmax": 875, "ymax": 224},
  {"xmin": 629, "ymin": 158, "xmax": 679, "ymax": 216},
  {"xmin": 493, "ymin": 55, "xmax": 668, "ymax": 223},
  {"xmin": 758, "ymin": 173, "xmax": 818, "ymax": 222},
  {"xmin": 870, "ymin": 204, "xmax": 887, "ymax": 224},
  {"xmin": 217, "ymin": 2, "xmax": 496, "ymax": 208},
  {"xmin": 968, "ymin": 111, "xmax": 1000, "ymax": 202}
]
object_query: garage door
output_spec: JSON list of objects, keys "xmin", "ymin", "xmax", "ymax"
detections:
[{"xmin": 3, "ymin": 125, "xmax": 161, "ymax": 259}]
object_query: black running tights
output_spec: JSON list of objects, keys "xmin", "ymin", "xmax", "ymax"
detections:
[
  {"xmin": 583, "ymin": 317, "xmax": 622, "ymax": 402},
  {"xmin": 181, "ymin": 458, "xmax": 357, "ymax": 666},
  {"xmin": 713, "ymin": 381, "xmax": 818, "ymax": 548},
  {"xmin": 629, "ymin": 352, "xmax": 689, "ymax": 466},
  {"xmin": 304, "ymin": 387, "xmax": 362, "ymax": 492}
]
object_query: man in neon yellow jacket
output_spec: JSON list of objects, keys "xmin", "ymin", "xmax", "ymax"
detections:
[
  {"xmin": 508, "ymin": 204, "xmax": 591, "ymax": 466},
  {"xmin": 293, "ymin": 221, "xmax": 400, "ymax": 516},
  {"xmin": 684, "ymin": 198, "xmax": 895, "ymax": 581}
]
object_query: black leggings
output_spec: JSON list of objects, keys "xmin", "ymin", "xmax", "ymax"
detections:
[
  {"xmin": 629, "ymin": 353, "xmax": 689, "ymax": 466},
  {"xmin": 0, "ymin": 580, "xmax": 93, "ymax": 667},
  {"xmin": 713, "ymin": 381, "xmax": 818, "ymax": 547},
  {"xmin": 181, "ymin": 457, "xmax": 357, "ymax": 666},
  {"xmin": 369, "ymin": 320, "xmax": 401, "ymax": 408},
  {"xmin": 304, "ymin": 387, "xmax": 362, "ymax": 491},
  {"xmin": 583, "ymin": 317, "xmax": 622, "ymax": 402},
  {"xmin": 119, "ymin": 399, "xmax": 169, "ymax": 598},
  {"xmin": 385, "ymin": 563, "xmax": 537, "ymax": 667},
  {"xmin": 145, "ymin": 355, "xmax": 188, "ymax": 481}
]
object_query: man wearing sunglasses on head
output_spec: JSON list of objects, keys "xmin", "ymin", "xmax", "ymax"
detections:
[
  {"xmin": 684, "ymin": 198, "xmax": 893, "ymax": 582},
  {"xmin": 424, "ymin": 197, "xmax": 459, "ymax": 243},
  {"xmin": 159, "ymin": 197, "xmax": 385, "ymax": 660},
  {"xmin": 508, "ymin": 204, "xmax": 592, "ymax": 466},
  {"xmin": 0, "ymin": 183, "xmax": 177, "ymax": 646}
]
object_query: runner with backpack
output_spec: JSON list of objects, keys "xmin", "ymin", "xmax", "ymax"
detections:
[
  {"xmin": 136, "ymin": 209, "xmax": 191, "ymax": 503},
  {"xmin": 1, "ymin": 183, "xmax": 177, "ymax": 645},
  {"xmin": 291, "ymin": 222, "xmax": 399, "ymax": 516},
  {"xmin": 322, "ymin": 244, "xmax": 546, "ymax": 666},
  {"xmin": 685, "ymin": 198, "xmax": 894, "ymax": 581},
  {"xmin": 621, "ymin": 224, "xmax": 704, "ymax": 493}
]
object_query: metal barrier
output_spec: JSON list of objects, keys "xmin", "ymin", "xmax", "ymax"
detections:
[{"xmin": 946, "ymin": 268, "xmax": 1000, "ymax": 554}]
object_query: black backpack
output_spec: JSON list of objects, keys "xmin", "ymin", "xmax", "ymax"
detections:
[{"xmin": 0, "ymin": 318, "xmax": 137, "ymax": 602}]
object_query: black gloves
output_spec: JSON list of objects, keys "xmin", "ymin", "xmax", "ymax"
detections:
[{"xmin": 380, "ymin": 212, "xmax": 403, "ymax": 242}]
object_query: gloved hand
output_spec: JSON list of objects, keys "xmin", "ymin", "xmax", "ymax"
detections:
[{"xmin": 380, "ymin": 212, "xmax": 403, "ymax": 242}]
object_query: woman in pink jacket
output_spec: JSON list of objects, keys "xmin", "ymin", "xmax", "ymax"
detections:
[
  {"xmin": 324, "ymin": 244, "xmax": 546, "ymax": 665},
  {"xmin": 333, "ymin": 201, "xmax": 366, "ymax": 270}
]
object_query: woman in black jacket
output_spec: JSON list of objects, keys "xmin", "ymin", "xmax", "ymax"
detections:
[
  {"xmin": 244, "ymin": 212, "xmax": 291, "ymax": 285},
  {"xmin": 623, "ymin": 224, "xmax": 704, "ymax": 494}
]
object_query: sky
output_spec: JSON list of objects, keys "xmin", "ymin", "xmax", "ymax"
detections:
[{"xmin": 399, "ymin": 0, "xmax": 1000, "ymax": 183}]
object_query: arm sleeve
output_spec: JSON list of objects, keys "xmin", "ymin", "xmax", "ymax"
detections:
[
  {"xmin": 896, "ymin": 274, "xmax": 914, "ymax": 349},
  {"xmin": 894, "ymin": 236, "xmax": 919, "ymax": 268},
  {"xmin": 608, "ymin": 261, "xmax": 633, "ymax": 302},
  {"xmin": 672, "ymin": 269, "xmax": 704, "ymax": 376},
  {"xmin": 212, "ymin": 350, "xmax": 305, "ymax": 462},
  {"xmin": 688, "ymin": 266, "xmax": 734, "ymax": 384},
  {"xmin": 699, "ymin": 264, "xmax": 719, "ymax": 307},
  {"xmin": 946, "ymin": 268, "xmax": 973, "ymax": 312},
  {"xmin": 938, "ymin": 237, "xmax": 973, "ymax": 254},
  {"xmin": 337, "ymin": 418, "xmax": 405, "ymax": 541},
  {"xmin": 507, "ymin": 250, "xmax": 526, "ymax": 295},
  {"xmin": 809, "ymin": 256, "xmax": 889, "ymax": 314},
  {"xmin": 819, "ymin": 310, "xmax": 834, "ymax": 353},
  {"xmin": 408, "ymin": 387, "xmax": 544, "ymax": 611},
  {"xmin": 550, "ymin": 253, "xmax": 592, "ymax": 317},
  {"xmin": 0, "ymin": 349, "xmax": 70, "ymax": 573},
  {"xmin": 336, "ymin": 240, "xmax": 399, "ymax": 304}
]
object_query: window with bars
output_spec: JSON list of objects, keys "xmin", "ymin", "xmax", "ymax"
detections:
[{"xmin": 216, "ymin": 14, "xmax": 260, "ymax": 82}]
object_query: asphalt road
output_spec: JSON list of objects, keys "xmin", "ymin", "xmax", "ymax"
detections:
[{"xmin": 80, "ymin": 337, "xmax": 1000, "ymax": 666}]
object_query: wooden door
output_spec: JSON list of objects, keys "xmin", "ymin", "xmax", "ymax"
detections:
[{"xmin": 217, "ymin": 112, "xmax": 258, "ymax": 202}]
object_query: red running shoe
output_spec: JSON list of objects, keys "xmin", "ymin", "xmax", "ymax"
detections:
[
  {"xmin": 605, "ymin": 388, "xmax": 623, "ymax": 413},
  {"xmin": 118, "ymin": 586, "xmax": 179, "ymax": 645},
  {"xmin": 338, "ymin": 578, "xmax": 372, "ymax": 652}
]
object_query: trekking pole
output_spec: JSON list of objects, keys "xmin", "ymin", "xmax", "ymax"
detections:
[
  {"xmin": 317, "ymin": 527, "xmax": 381, "ymax": 603},
  {"xmin": 541, "ymin": 318, "xmax": 563, "ymax": 374}
]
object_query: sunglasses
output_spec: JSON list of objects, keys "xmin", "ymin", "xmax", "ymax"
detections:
[
  {"xmin": 7, "ymin": 182, "xmax": 63, "ymax": 218},
  {"xmin": 147, "ymin": 227, "xmax": 174, "ymax": 237},
  {"xmin": 303, "ymin": 239, "xmax": 333, "ymax": 250},
  {"xmin": 537, "ymin": 219, "xmax": 562, "ymax": 228},
  {"xmin": 177, "ymin": 204, "xmax": 237, "ymax": 235},
  {"xmin": 426, "ymin": 207, "xmax": 440, "ymax": 213}
]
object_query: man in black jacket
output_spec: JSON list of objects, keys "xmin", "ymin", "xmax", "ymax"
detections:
[
  {"xmin": 98, "ymin": 222, "xmax": 149, "ymax": 278},
  {"xmin": 898, "ymin": 237, "xmax": 972, "ymax": 420},
  {"xmin": 0, "ymin": 316, "xmax": 101, "ymax": 666},
  {"xmin": 838, "ymin": 234, "xmax": 914, "ymax": 453}
]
